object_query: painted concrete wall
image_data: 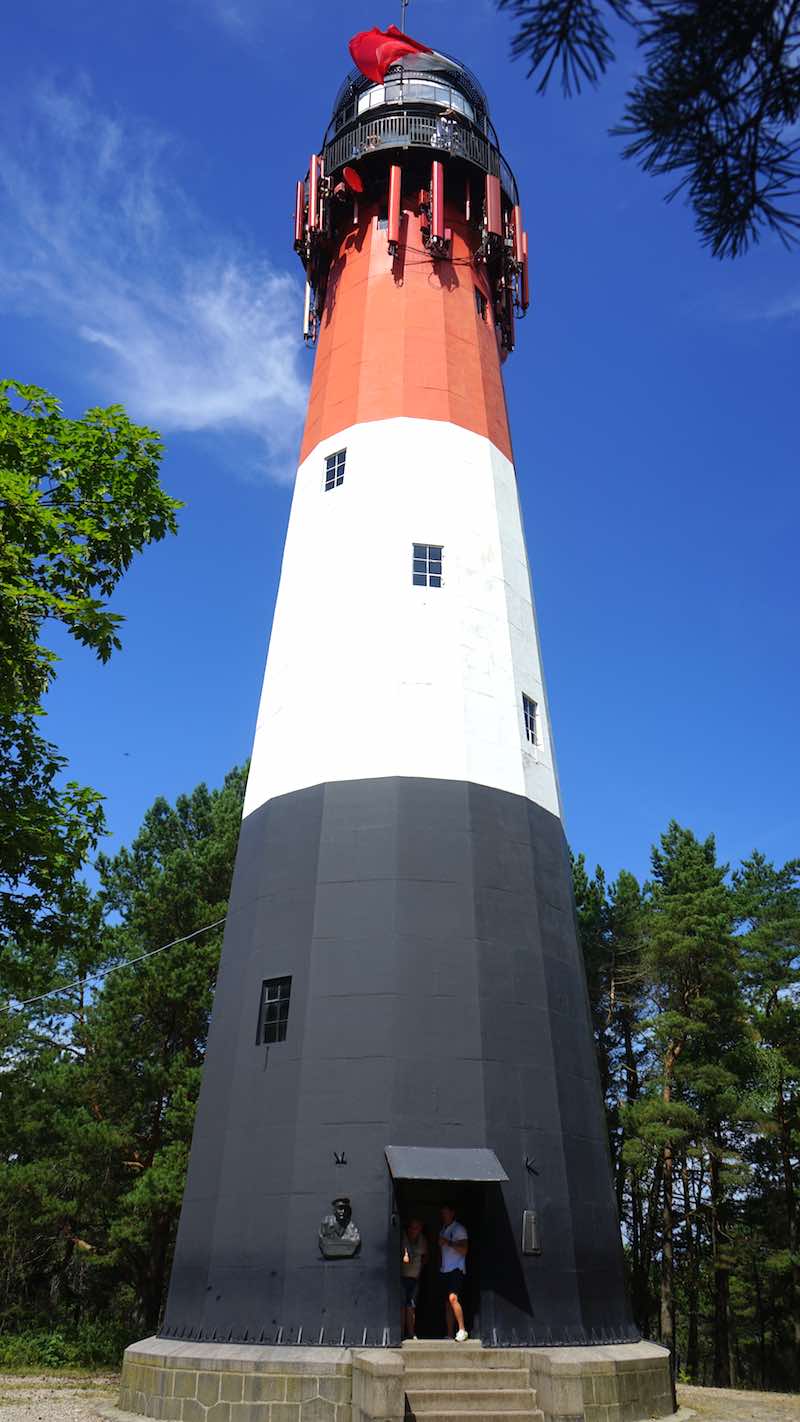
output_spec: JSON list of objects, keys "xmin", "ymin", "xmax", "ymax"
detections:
[
  {"xmin": 163, "ymin": 778, "xmax": 635, "ymax": 1348},
  {"xmin": 244, "ymin": 418, "xmax": 561, "ymax": 821}
]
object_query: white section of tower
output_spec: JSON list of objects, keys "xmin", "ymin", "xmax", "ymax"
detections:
[{"xmin": 243, "ymin": 417, "xmax": 561, "ymax": 821}]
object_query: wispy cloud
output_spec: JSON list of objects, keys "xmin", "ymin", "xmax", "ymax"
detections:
[
  {"xmin": 0, "ymin": 79, "xmax": 308, "ymax": 479},
  {"xmin": 197, "ymin": 0, "xmax": 252, "ymax": 37},
  {"xmin": 756, "ymin": 289, "xmax": 800, "ymax": 320},
  {"xmin": 182, "ymin": 0, "xmax": 296, "ymax": 40}
]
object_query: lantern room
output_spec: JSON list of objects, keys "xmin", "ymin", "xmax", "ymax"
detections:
[{"xmin": 293, "ymin": 47, "xmax": 530, "ymax": 353}]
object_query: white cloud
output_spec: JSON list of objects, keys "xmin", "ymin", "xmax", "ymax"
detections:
[{"xmin": 0, "ymin": 80, "xmax": 308, "ymax": 480}]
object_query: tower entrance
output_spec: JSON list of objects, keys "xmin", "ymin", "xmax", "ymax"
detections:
[
  {"xmin": 386, "ymin": 1145, "xmax": 507, "ymax": 1340},
  {"xmin": 393, "ymin": 1177, "xmax": 486, "ymax": 1338}
]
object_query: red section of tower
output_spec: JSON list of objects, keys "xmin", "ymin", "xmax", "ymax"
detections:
[
  {"xmin": 300, "ymin": 197, "xmax": 513, "ymax": 463},
  {"xmin": 293, "ymin": 44, "xmax": 530, "ymax": 462}
]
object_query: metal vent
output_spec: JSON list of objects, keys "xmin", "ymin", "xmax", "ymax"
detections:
[{"xmin": 522, "ymin": 1209, "xmax": 541, "ymax": 1255}]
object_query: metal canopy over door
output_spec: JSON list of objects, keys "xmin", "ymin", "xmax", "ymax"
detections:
[{"xmin": 385, "ymin": 1145, "xmax": 508, "ymax": 1182}]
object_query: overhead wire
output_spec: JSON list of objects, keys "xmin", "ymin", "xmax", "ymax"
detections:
[{"xmin": 2, "ymin": 916, "xmax": 227, "ymax": 1015}]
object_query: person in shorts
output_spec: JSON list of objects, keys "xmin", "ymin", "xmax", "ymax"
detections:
[
  {"xmin": 401, "ymin": 1218, "xmax": 428, "ymax": 1339},
  {"xmin": 438, "ymin": 1204, "xmax": 469, "ymax": 1341}
]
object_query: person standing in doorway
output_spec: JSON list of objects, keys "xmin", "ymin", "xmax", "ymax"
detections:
[
  {"xmin": 438, "ymin": 1204, "xmax": 468, "ymax": 1341},
  {"xmin": 401, "ymin": 1217, "xmax": 428, "ymax": 1339}
]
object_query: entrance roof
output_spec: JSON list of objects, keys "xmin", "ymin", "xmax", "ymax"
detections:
[{"xmin": 385, "ymin": 1145, "xmax": 508, "ymax": 1183}]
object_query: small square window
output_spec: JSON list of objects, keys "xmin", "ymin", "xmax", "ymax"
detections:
[
  {"xmin": 257, "ymin": 976, "xmax": 292, "ymax": 1045},
  {"xmin": 324, "ymin": 449, "xmax": 346, "ymax": 491},
  {"xmin": 412, "ymin": 543, "xmax": 443, "ymax": 589},
  {"xmin": 522, "ymin": 694, "xmax": 538, "ymax": 746},
  {"xmin": 475, "ymin": 288, "xmax": 488, "ymax": 319}
]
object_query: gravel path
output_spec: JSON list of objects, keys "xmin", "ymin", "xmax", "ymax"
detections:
[
  {"xmin": 678, "ymin": 1385, "xmax": 800, "ymax": 1421},
  {"xmin": 0, "ymin": 1376, "xmax": 117, "ymax": 1422},
  {"xmin": 0, "ymin": 1374, "xmax": 798, "ymax": 1421}
]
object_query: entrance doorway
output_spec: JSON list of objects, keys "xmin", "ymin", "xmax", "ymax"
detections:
[
  {"xmin": 385, "ymin": 1144, "xmax": 510, "ymax": 1342},
  {"xmin": 394, "ymin": 1178, "xmax": 486, "ymax": 1338}
]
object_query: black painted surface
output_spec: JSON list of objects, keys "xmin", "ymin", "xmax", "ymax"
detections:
[{"xmin": 161, "ymin": 777, "xmax": 638, "ymax": 1347}]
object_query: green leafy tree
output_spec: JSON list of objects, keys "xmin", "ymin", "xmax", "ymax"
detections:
[
  {"xmin": 496, "ymin": 1, "xmax": 800, "ymax": 256},
  {"xmin": 0, "ymin": 768, "xmax": 245, "ymax": 1344},
  {"xmin": 0, "ymin": 379, "xmax": 180, "ymax": 953}
]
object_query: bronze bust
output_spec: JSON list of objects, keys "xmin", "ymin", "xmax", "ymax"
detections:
[{"xmin": 318, "ymin": 1196, "xmax": 361, "ymax": 1258}]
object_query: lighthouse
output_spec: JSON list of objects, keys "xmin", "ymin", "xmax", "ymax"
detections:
[{"xmin": 160, "ymin": 31, "xmax": 639, "ymax": 1354}]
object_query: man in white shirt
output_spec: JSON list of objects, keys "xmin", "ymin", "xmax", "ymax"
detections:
[{"xmin": 438, "ymin": 1204, "xmax": 469, "ymax": 1341}]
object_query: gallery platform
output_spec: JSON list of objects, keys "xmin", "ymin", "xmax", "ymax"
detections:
[{"xmin": 104, "ymin": 1335, "xmax": 675, "ymax": 1422}]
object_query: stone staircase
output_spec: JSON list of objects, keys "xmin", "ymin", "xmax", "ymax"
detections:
[{"xmin": 401, "ymin": 1341, "xmax": 545, "ymax": 1422}]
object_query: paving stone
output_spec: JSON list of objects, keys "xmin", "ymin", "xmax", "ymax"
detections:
[
  {"xmin": 230, "ymin": 1404, "xmax": 271, "ymax": 1422},
  {"xmin": 298, "ymin": 1399, "xmax": 336, "ymax": 1422},
  {"xmin": 221, "ymin": 1374, "xmax": 245, "ymax": 1404},
  {"xmin": 593, "ymin": 1374, "xmax": 619, "ymax": 1406},
  {"xmin": 584, "ymin": 1405, "xmax": 611, "ymax": 1422},
  {"xmin": 285, "ymin": 1375, "xmax": 319, "ymax": 1403},
  {"xmin": 271, "ymin": 1405, "xmax": 301, "ymax": 1422},
  {"xmin": 243, "ymin": 1373, "xmax": 287, "ymax": 1403},
  {"xmin": 197, "ymin": 1372, "xmax": 222, "ymax": 1407},
  {"xmin": 206, "ymin": 1404, "xmax": 232, "ymax": 1422},
  {"xmin": 318, "ymin": 1377, "xmax": 350, "ymax": 1404}
]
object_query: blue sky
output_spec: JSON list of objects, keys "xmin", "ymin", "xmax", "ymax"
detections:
[{"xmin": 2, "ymin": 0, "xmax": 798, "ymax": 886}]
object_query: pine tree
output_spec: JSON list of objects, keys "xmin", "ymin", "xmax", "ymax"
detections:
[
  {"xmin": 734, "ymin": 852, "xmax": 800, "ymax": 1373},
  {"xmin": 631, "ymin": 823, "xmax": 739, "ymax": 1391}
]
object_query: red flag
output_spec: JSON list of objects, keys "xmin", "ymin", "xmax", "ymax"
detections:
[{"xmin": 348, "ymin": 25, "xmax": 433, "ymax": 85}]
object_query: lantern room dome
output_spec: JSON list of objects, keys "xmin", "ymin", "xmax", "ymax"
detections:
[
  {"xmin": 323, "ymin": 48, "xmax": 518, "ymax": 206},
  {"xmin": 329, "ymin": 48, "xmax": 491, "ymax": 130}
]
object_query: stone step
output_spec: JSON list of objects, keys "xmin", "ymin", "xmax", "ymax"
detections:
[
  {"xmin": 405, "ymin": 1389, "xmax": 537, "ymax": 1414},
  {"xmin": 404, "ymin": 1366, "xmax": 530, "ymax": 1391},
  {"xmin": 404, "ymin": 1413, "xmax": 544, "ymax": 1422},
  {"xmin": 401, "ymin": 1343, "xmax": 515, "ymax": 1368},
  {"xmin": 402, "ymin": 1340, "xmax": 484, "ymax": 1353}
]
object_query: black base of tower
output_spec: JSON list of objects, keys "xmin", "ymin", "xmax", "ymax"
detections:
[{"xmin": 161, "ymin": 776, "xmax": 638, "ymax": 1348}]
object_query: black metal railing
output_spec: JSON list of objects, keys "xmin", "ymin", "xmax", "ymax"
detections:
[{"xmin": 323, "ymin": 109, "xmax": 519, "ymax": 205}]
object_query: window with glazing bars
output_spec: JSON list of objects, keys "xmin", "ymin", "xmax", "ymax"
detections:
[
  {"xmin": 324, "ymin": 449, "xmax": 346, "ymax": 491},
  {"xmin": 257, "ymin": 976, "xmax": 292, "ymax": 1045},
  {"xmin": 522, "ymin": 694, "xmax": 538, "ymax": 746},
  {"xmin": 412, "ymin": 543, "xmax": 443, "ymax": 588}
]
